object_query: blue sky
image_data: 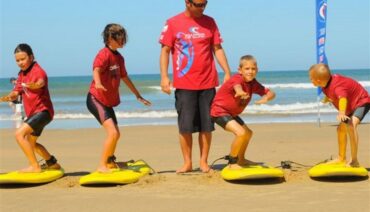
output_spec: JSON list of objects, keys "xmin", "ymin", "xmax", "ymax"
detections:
[{"xmin": 0, "ymin": 0, "xmax": 369, "ymax": 77}]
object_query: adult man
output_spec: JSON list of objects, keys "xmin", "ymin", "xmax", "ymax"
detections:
[{"xmin": 159, "ymin": 0, "xmax": 231, "ymax": 173}]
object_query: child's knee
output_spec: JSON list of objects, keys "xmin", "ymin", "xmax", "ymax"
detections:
[
  {"xmin": 238, "ymin": 127, "xmax": 252, "ymax": 138},
  {"xmin": 337, "ymin": 123, "xmax": 347, "ymax": 132},
  {"xmin": 110, "ymin": 130, "xmax": 120, "ymax": 140},
  {"xmin": 14, "ymin": 129, "xmax": 25, "ymax": 141}
]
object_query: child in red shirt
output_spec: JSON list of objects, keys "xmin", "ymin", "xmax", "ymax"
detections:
[
  {"xmin": 87, "ymin": 23, "xmax": 151, "ymax": 172},
  {"xmin": 309, "ymin": 64, "xmax": 370, "ymax": 167},
  {"xmin": 0, "ymin": 44, "xmax": 61, "ymax": 172},
  {"xmin": 211, "ymin": 55, "xmax": 275, "ymax": 170}
]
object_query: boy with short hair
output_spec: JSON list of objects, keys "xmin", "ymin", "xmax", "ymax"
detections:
[
  {"xmin": 309, "ymin": 63, "xmax": 370, "ymax": 167},
  {"xmin": 211, "ymin": 55, "xmax": 275, "ymax": 169}
]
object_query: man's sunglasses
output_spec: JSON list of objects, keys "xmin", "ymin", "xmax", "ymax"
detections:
[{"xmin": 189, "ymin": 0, "xmax": 208, "ymax": 8}]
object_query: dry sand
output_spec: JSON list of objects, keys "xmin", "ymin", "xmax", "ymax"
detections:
[{"xmin": 0, "ymin": 123, "xmax": 369, "ymax": 212}]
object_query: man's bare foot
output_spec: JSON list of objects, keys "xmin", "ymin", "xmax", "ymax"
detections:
[
  {"xmin": 348, "ymin": 160, "xmax": 360, "ymax": 167},
  {"xmin": 199, "ymin": 161, "xmax": 212, "ymax": 173},
  {"xmin": 176, "ymin": 164, "xmax": 192, "ymax": 174},
  {"xmin": 325, "ymin": 158, "xmax": 346, "ymax": 165},
  {"xmin": 18, "ymin": 166, "xmax": 42, "ymax": 173}
]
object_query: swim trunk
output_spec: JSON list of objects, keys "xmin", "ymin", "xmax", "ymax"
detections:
[
  {"xmin": 86, "ymin": 93, "xmax": 118, "ymax": 125},
  {"xmin": 25, "ymin": 110, "xmax": 52, "ymax": 136},
  {"xmin": 348, "ymin": 103, "xmax": 370, "ymax": 123},
  {"xmin": 175, "ymin": 88, "xmax": 215, "ymax": 133},
  {"xmin": 212, "ymin": 115, "xmax": 245, "ymax": 129}
]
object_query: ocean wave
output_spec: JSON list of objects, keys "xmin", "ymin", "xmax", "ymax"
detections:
[
  {"xmin": 244, "ymin": 102, "xmax": 334, "ymax": 114},
  {"xmin": 0, "ymin": 102, "xmax": 338, "ymax": 120},
  {"xmin": 146, "ymin": 81, "xmax": 370, "ymax": 90},
  {"xmin": 52, "ymin": 110, "xmax": 178, "ymax": 119}
]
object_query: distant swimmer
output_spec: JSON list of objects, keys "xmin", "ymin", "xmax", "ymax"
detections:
[{"xmin": 9, "ymin": 77, "xmax": 25, "ymax": 125}]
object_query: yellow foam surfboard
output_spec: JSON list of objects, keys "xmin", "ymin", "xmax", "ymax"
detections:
[
  {"xmin": 308, "ymin": 163, "xmax": 368, "ymax": 177},
  {"xmin": 79, "ymin": 160, "xmax": 151, "ymax": 185},
  {"xmin": 125, "ymin": 160, "xmax": 151, "ymax": 176},
  {"xmin": 0, "ymin": 169, "xmax": 64, "ymax": 184},
  {"xmin": 221, "ymin": 164, "xmax": 284, "ymax": 180}
]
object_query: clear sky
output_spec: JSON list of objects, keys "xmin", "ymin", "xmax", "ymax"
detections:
[{"xmin": 0, "ymin": 0, "xmax": 369, "ymax": 78}]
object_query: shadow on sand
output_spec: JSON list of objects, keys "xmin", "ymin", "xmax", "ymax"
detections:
[{"xmin": 310, "ymin": 175, "xmax": 369, "ymax": 183}]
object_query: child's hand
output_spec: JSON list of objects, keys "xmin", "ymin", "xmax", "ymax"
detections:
[
  {"xmin": 0, "ymin": 96, "xmax": 10, "ymax": 102},
  {"xmin": 234, "ymin": 91, "xmax": 249, "ymax": 99},
  {"xmin": 255, "ymin": 96, "xmax": 269, "ymax": 105},
  {"xmin": 321, "ymin": 96, "xmax": 331, "ymax": 104},
  {"xmin": 95, "ymin": 83, "xmax": 107, "ymax": 91},
  {"xmin": 137, "ymin": 96, "xmax": 152, "ymax": 106},
  {"xmin": 337, "ymin": 111, "xmax": 350, "ymax": 122}
]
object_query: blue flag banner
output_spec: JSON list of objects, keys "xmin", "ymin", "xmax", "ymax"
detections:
[{"xmin": 316, "ymin": 0, "xmax": 328, "ymax": 95}]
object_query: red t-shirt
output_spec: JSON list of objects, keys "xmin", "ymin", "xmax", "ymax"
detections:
[
  {"xmin": 211, "ymin": 74, "xmax": 268, "ymax": 117},
  {"xmin": 159, "ymin": 12, "xmax": 222, "ymax": 90},
  {"xmin": 89, "ymin": 47, "xmax": 128, "ymax": 107},
  {"xmin": 322, "ymin": 74, "xmax": 370, "ymax": 115},
  {"xmin": 13, "ymin": 62, "xmax": 54, "ymax": 118}
]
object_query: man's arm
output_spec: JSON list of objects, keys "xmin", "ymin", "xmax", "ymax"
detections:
[{"xmin": 213, "ymin": 44, "xmax": 231, "ymax": 83}]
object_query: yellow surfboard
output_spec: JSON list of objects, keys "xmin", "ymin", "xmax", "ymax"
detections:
[
  {"xmin": 221, "ymin": 164, "xmax": 284, "ymax": 181},
  {"xmin": 0, "ymin": 169, "xmax": 64, "ymax": 184},
  {"xmin": 308, "ymin": 163, "xmax": 368, "ymax": 177},
  {"xmin": 79, "ymin": 160, "xmax": 151, "ymax": 185}
]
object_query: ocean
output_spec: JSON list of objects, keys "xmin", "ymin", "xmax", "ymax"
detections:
[{"xmin": 0, "ymin": 69, "xmax": 369, "ymax": 129}]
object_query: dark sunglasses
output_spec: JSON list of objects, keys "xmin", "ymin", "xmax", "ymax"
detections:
[{"xmin": 189, "ymin": 0, "xmax": 208, "ymax": 8}]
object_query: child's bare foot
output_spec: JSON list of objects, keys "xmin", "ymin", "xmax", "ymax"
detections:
[
  {"xmin": 325, "ymin": 158, "xmax": 346, "ymax": 165},
  {"xmin": 18, "ymin": 166, "xmax": 42, "ymax": 173},
  {"xmin": 46, "ymin": 163, "xmax": 62, "ymax": 170},
  {"xmin": 228, "ymin": 164, "xmax": 243, "ymax": 170},
  {"xmin": 238, "ymin": 159, "xmax": 260, "ymax": 166},
  {"xmin": 348, "ymin": 160, "xmax": 360, "ymax": 167},
  {"xmin": 40, "ymin": 156, "xmax": 61, "ymax": 170},
  {"xmin": 176, "ymin": 164, "xmax": 192, "ymax": 174},
  {"xmin": 96, "ymin": 166, "xmax": 112, "ymax": 173},
  {"xmin": 107, "ymin": 162, "xmax": 118, "ymax": 169}
]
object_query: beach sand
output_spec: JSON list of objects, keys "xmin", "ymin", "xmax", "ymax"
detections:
[{"xmin": 0, "ymin": 123, "xmax": 369, "ymax": 212}]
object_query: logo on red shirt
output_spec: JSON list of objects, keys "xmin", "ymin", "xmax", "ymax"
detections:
[{"xmin": 109, "ymin": 64, "xmax": 120, "ymax": 78}]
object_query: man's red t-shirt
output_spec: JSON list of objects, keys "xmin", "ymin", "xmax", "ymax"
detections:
[
  {"xmin": 322, "ymin": 74, "xmax": 370, "ymax": 115},
  {"xmin": 89, "ymin": 47, "xmax": 128, "ymax": 107},
  {"xmin": 13, "ymin": 62, "xmax": 54, "ymax": 118},
  {"xmin": 211, "ymin": 74, "xmax": 268, "ymax": 117},
  {"xmin": 159, "ymin": 12, "xmax": 222, "ymax": 90}
]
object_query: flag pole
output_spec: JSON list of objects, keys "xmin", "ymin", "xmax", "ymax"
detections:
[{"xmin": 315, "ymin": 0, "xmax": 328, "ymax": 127}]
